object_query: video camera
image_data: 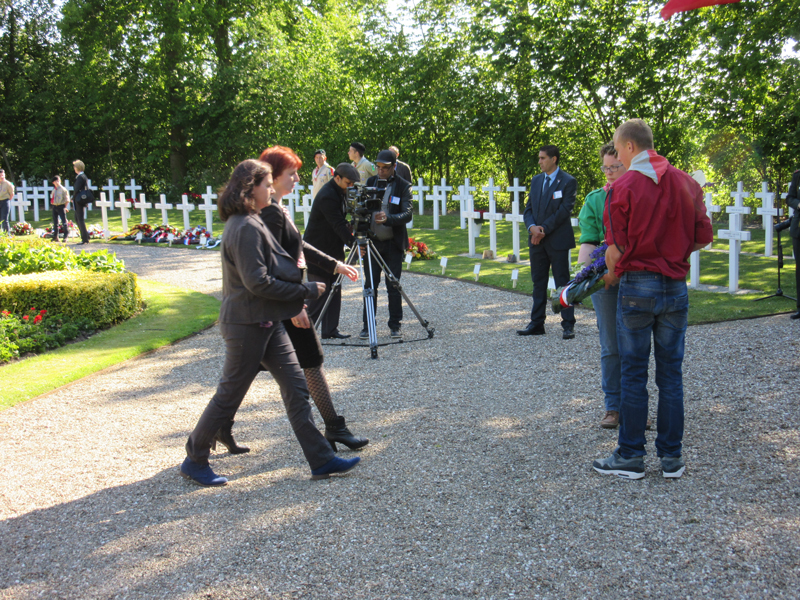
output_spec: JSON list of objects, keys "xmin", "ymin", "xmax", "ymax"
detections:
[{"xmin": 346, "ymin": 181, "xmax": 387, "ymax": 235}]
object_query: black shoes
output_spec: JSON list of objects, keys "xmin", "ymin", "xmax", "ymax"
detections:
[
  {"xmin": 323, "ymin": 331, "xmax": 351, "ymax": 339},
  {"xmin": 324, "ymin": 416, "xmax": 369, "ymax": 452},
  {"xmin": 517, "ymin": 323, "xmax": 546, "ymax": 336},
  {"xmin": 212, "ymin": 419, "xmax": 250, "ymax": 454},
  {"xmin": 562, "ymin": 328, "xmax": 575, "ymax": 340},
  {"xmin": 791, "ymin": 311, "xmax": 800, "ymax": 320}
]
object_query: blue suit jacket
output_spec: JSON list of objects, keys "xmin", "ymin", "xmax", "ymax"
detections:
[{"xmin": 523, "ymin": 169, "xmax": 577, "ymax": 251}]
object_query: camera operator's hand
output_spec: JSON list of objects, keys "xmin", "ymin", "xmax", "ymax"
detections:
[
  {"xmin": 335, "ymin": 262, "xmax": 359, "ymax": 282},
  {"xmin": 360, "ymin": 245, "xmax": 367, "ymax": 257},
  {"xmin": 375, "ymin": 211, "xmax": 388, "ymax": 224},
  {"xmin": 313, "ymin": 282, "xmax": 327, "ymax": 296},
  {"xmin": 291, "ymin": 308, "xmax": 312, "ymax": 329}
]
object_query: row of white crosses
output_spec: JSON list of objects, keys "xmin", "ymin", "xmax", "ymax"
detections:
[
  {"xmin": 9, "ymin": 178, "xmax": 220, "ymax": 239},
  {"xmin": 690, "ymin": 181, "xmax": 792, "ymax": 293}
]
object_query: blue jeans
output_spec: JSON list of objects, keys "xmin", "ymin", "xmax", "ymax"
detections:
[
  {"xmin": 591, "ymin": 284, "xmax": 620, "ymax": 412},
  {"xmin": 616, "ymin": 272, "xmax": 688, "ymax": 459}
]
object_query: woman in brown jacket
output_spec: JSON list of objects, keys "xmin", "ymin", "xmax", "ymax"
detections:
[{"xmin": 181, "ymin": 159, "xmax": 360, "ymax": 486}]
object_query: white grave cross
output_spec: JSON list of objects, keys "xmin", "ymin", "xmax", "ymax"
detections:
[
  {"xmin": 11, "ymin": 192, "xmax": 31, "ymax": 223},
  {"xmin": 428, "ymin": 190, "xmax": 441, "ymax": 230},
  {"xmin": 14, "ymin": 181, "xmax": 33, "ymax": 222},
  {"xmin": 155, "ymin": 194, "xmax": 174, "ymax": 226},
  {"xmin": 413, "ymin": 178, "xmax": 429, "ymax": 216},
  {"xmin": 299, "ymin": 194, "xmax": 313, "ymax": 228},
  {"xmin": 135, "ymin": 193, "xmax": 152, "ymax": 224},
  {"xmin": 438, "ymin": 178, "xmax": 452, "ymax": 217},
  {"xmin": 117, "ymin": 193, "xmax": 132, "ymax": 233},
  {"xmin": 125, "ymin": 179, "xmax": 142, "ymax": 202},
  {"xmin": 461, "ymin": 182, "xmax": 480, "ymax": 258},
  {"xmin": 717, "ymin": 181, "xmax": 752, "ymax": 292},
  {"xmin": 200, "ymin": 186, "xmax": 218, "ymax": 234},
  {"xmin": 483, "ymin": 178, "xmax": 504, "ymax": 258},
  {"xmin": 286, "ymin": 186, "xmax": 300, "ymax": 222},
  {"xmin": 102, "ymin": 179, "xmax": 120, "ymax": 207},
  {"xmin": 755, "ymin": 182, "xmax": 781, "ymax": 257},
  {"xmin": 175, "ymin": 194, "xmax": 195, "ymax": 231},
  {"xmin": 504, "ymin": 178, "xmax": 528, "ymax": 262},
  {"xmin": 95, "ymin": 192, "xmax": 114, "ymax": 239}
]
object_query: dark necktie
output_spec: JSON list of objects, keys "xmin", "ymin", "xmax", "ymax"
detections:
[{"xmin": 543, "ymin": 175, "xmax": 551, "ymax": 194}]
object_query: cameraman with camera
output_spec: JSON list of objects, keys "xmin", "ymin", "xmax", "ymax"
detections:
[
  {"xmin": 303, "ymin": 163, "xmax": 361, "ymax": 339},
  {"xmin": 359, "ymin": 149, "xmax": 413, "ymax": 339},
  {"xmin": 787, "ymin": 168, "xmax": 800, "ymax": 320}
]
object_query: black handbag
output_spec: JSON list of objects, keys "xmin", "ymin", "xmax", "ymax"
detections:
[{"xmin": 76, "ymin": 188, "xmax": 95, "ymax": 206}]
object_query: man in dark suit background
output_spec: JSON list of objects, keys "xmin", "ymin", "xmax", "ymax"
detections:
[
  {"xmin": 786, "ymin": 168, "xmax": 800, "ymax": 320},
  {"xmin": 303, "ymin": 163, "xmax": 360, "ymax": 339},
  {"xmin": 518, "ymin": 145, "xmax": 577, "ymax": 339}
]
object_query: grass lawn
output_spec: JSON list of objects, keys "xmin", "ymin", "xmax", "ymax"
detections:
[
  {"xmin": 0, "ymin": 279, "xmax": 220, "ymax": 410},
  {"xmin": 21, "ymin": 208, "xmax": 798, "ymax": 326}
]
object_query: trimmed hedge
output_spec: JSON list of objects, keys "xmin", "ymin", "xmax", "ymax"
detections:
[
  {"xmin": 0, "ymin": 236, "xmax": 126, "ymax": 275},
  {"xmin": 0, "ymin": 271, "xmax": 142, "ymax": 327}
]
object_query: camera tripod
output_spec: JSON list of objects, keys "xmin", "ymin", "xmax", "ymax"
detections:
[
  {"xmin": 754, "ymin": 219, "xmax": 796, "ymax": 303},
  {"xmin": 315, "ymin": 233, "xmax": 434, "ymax": 359}
]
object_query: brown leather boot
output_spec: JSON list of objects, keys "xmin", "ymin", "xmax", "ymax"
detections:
[{"xmin": 600, "ymin": 411, "xmax": 620, "ymax": 429}]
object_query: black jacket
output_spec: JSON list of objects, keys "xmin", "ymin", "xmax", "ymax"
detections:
[
  {"xmin": 72, "ymin": 172, "xmax": 88, "ymax": 200},
  {"xmin": 365, "ymin": 174, "xmax": 413, "ymax": 253},
  {"xmin": 303, "ymin": 179, "xmax": 355, "ymax": 277},
  {"xmin": 787, "ymin": 169, "xmax": 800, "ymax": 239},
  {"xmin": 260, "ymin": 201, "xmax": 338, "ymax": 274}
]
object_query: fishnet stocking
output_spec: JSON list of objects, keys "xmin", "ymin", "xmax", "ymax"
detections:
[{"xmin": 304, "ymin": 366, "xmax": 338, "ymax": 424}]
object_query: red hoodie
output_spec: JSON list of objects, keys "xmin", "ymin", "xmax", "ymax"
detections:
[{"xmin": 604, "ymin": 150, "xmax": 713, "ymax": 279}]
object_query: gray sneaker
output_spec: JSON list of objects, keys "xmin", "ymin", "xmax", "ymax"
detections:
[
  {"xmin": 592, "ymin": 451, "xmax": 645, "ymax": 480},
  {"xmin": 660, "ymin": 455, "xmax": 685, "ymax": 479},
  {"xmin": 390, "ymin": 328, "xmax": 402, "ymax": 339},
  {"xmin": 358, "ymin": 328, "xmax": 369, "ymax": 340}
]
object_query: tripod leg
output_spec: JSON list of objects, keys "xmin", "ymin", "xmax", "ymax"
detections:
[
  {"xmin": 367, "ymin": 240, "xmax": 435, "ymax": 338},
  {"xmin": 359, "ymin": 239, "xmax": 379, "ymax": 358},
  {"xmin": 313, "ymin": 244, "xmax": 359, "ymax": 335}
]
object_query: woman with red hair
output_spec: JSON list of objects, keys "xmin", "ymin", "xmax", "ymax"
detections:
[{"xmin": 257, "ymin": 146, "xmax": 369, "ymax": 452}]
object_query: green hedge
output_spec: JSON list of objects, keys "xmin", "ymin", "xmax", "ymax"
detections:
[
  {"xmin": 0, "ymin": 236, "xmax": 126, "ymax": 275},
  {"xmin": 0, "ymin": 271, "xmax": 142, "ymax": 327}
]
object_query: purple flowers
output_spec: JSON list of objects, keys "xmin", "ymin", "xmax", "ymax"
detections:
[{"xmin": 573, "ymin": 243, "xmax": 608, "ymax": 284}]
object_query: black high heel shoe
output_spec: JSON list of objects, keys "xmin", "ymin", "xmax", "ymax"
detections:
[
  {"xmin": 324, "ymin": 416, "xmax": 369, "ymax": 452},
  {"xmin": 212, "ymin": 420, "xmax": 250, "ymax": 454}
]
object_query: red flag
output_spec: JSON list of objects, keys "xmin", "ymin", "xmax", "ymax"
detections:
[{"xmin": 661, "ymin": 0, "xmax": 740, "ymax": 20}]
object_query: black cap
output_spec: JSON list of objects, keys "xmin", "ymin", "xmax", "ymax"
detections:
[
  {"xmin": 375, "ymin": 149, "xmax": 397, "ymax": 165},
  {"xmin": 334, "ymin": 163, "xmax": 360, "ymax": 183},
  {"xmin": 314, "ymin": 149, "xmax": 326, "ymax": 157}
]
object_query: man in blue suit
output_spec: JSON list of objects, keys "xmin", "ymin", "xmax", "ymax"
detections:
[{"xmin": 518, "ymin": 145, "xmax": 577, "ymax": 339}]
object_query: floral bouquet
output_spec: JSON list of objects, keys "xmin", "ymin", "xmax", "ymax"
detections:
[
  {"xmin": 151, "ymin": 224, "xmax": 181, "ymax": 242},
  {"xmin": 87, "ymin": 224, "xmax": 106, "ymax": 239},
  {"xmin": 39, "ymin": 220, "xmax": 76, "ymax": 238},
  {"xmin": 182, "ymin": 226, "xmax": 208, "ymax": 245},
  {"xmin": 13, "ymin": 222, "xmax": 33, "ymax": 236},
  {"xmin": 551, "ymin": 243, "xmax": 608, "ymax": 313},
  {"xmin": 407, "ymin": 237, "xmax": 437, "ymax": 261}
]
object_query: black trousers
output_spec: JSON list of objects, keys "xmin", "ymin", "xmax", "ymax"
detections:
[
  {"xmin": 73, "ymin": 203, "xmax": 89, "ymax": 243},
  {"xmin": 529, "ymin": 243, "xmax": 575, "ymax": 329},
  {"xmin": 794, "ymin": 235, "xmax": 800, "ymax": 309},
  {"xmin": 363, "ymin": 239, "xmax": 404, "ymax": 330},
  {"xmin": 185, "ymin": 322, "xmax": 334, "ymax": 470},
  {"xmin": 52, "ymin": 206, "xmax": 68, "ymax": 240},
  {"xmin": 0, "ymin": 200, "xmax": 8, "ymax": 232},
  {"xmin": 306, "ymin": 270, "xmax": 342, "ymax": 337}
]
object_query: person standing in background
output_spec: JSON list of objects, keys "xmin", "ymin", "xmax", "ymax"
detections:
[
  {"xmin": 71, "ymin": 160, "xmax": 90, "ymax": 245},
  {"xmin": 389, "ymin": 146, "xmax": 412, "ymax": 183},
  {"xmin": 50, "ymin": 175, "xmax": 70, "ymax": 242},
  {"xmin": 0, "ymin": 169, "xmax": 15, "ymax": 233},
  {"xmin": 311, "ymin": 149, "xmax": 334, "ymax": 199}
]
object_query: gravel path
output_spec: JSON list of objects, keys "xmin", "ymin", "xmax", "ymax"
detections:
[{"xmin": 1, "ymin": 243, "xmax": 799, "ymax": 599}]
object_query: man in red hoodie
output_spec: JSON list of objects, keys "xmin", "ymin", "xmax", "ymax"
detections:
[{"xmin": 592, "ymin": 119, "xmax": 713, "ymax": 480}]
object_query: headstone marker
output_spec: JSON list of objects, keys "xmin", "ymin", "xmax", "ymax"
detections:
[
  {"xmin": 718, "ymin": 181, "xmax": 752, "ymax": 292},
  {"xmin": 511, "ymin": 268, "xmax": 519, "ymax": 288},
  {"xmin": 135, "ymin": 193, "xmax": 152, "ymax": 224},
  {"xmin": 286, "ymin": 186, "xmax": 300, "ymax": 222},
  {"xmin": 155, "ymin": 194, "xmax": 173, "ymax": 226},
  {"xmin": 125, "ymin": 179, "xmax": 142, "ymax": 202},
  {"xmin": 755, "ymin": 182, "xmax": 781, "ymax": 257},
  {"xmin": 473, "ymin": 263, "xmax": 481, "ymax": 281},
  {"xmin": 299, "ymin": 194, "xmax": 313, "ymax": 228},
  {"xmin": 428, "ymin": 190, "xmax": 440, "ymax": 230},
  {"xmin": 504, "ymin": 178, "xmax": 528, "ymax": 262},
  {"xmin": 438, "ymin": 178, "xmax": 452, "ymax": 217},
  {"xmin": 440, "ymin": 256, "xmax": 447, "ymax": 275},
  {"xmin": 413, "ymin": 178, "xmax": 429, "ymax": 216},
  {"xmin": 200, "ymin": 186, "xmax": 218, "ymax": 234},
  {"xmin": 175, "ymin": 194, "xmax": 195, "ymax": 231},
  {"xmin": 117, "ymin": 193, "xmax": 132, "ymax": 234},
  {"xmin": 483, "ymin": 178, "xmax": 504, "ymax": 258},
  {"xmin": 10, "ymin": 192, "xmax": 31, "ymax": 223},
  {"xmin": 95, "ymin": 192, "xmax": 114, "ymax": 239},
  {"xmin": 461, "ymin": 183, "xmax": 480, "ymax": 257}
]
